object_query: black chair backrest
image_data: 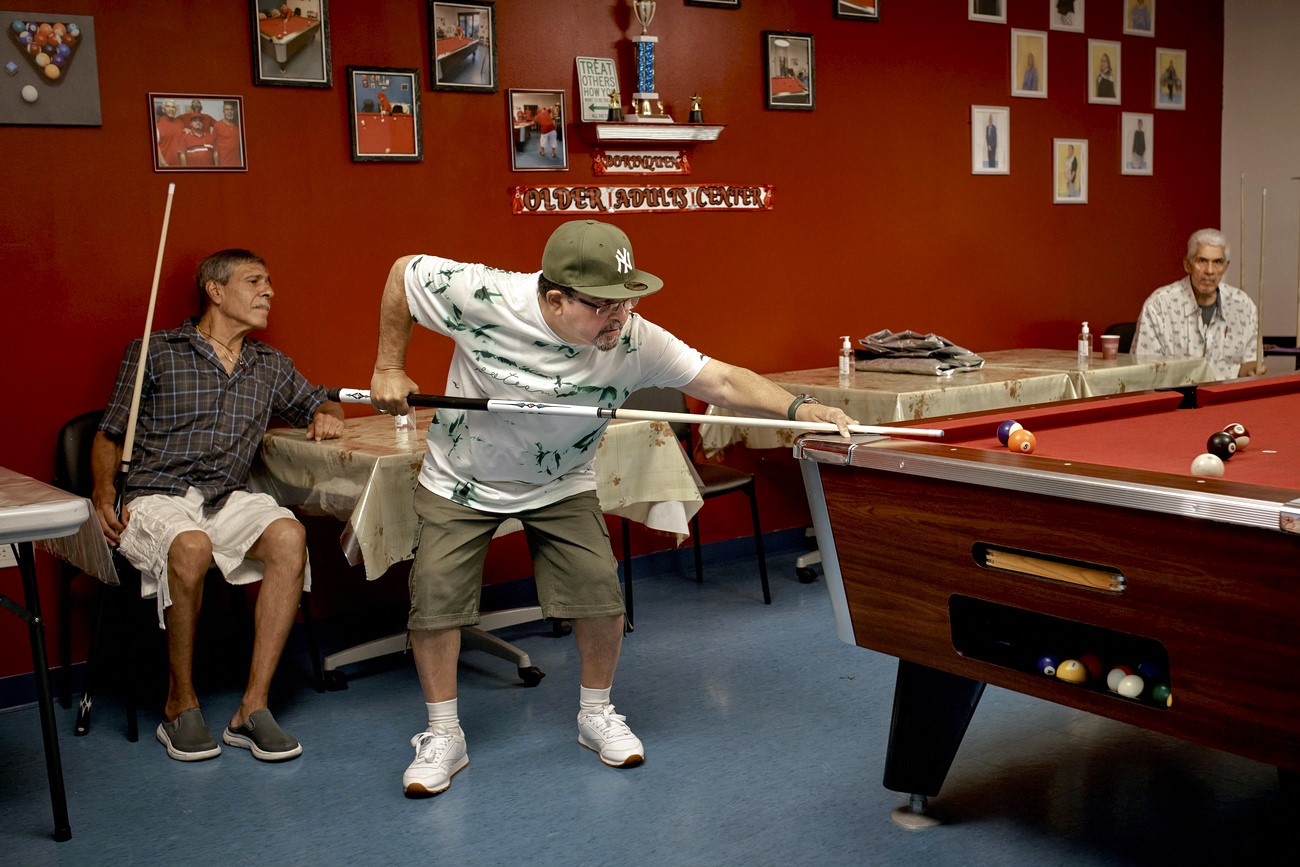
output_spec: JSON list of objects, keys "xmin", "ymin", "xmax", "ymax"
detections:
[
  {"xmin": 621, "ymin": 387, "xmax": 691, "ymax": 450},
  {"xmin": 1104, "ymin": 321, "xmax": 1137, "ymax": 354},
  {"xmin": 54, "ymin": 410, "xmax": 105, "ymax": 497}
]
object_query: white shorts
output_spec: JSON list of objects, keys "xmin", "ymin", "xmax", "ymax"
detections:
[
  {"xmin": 118, "ymin": 487, "xmax": 310, "ymax": 627},
  {"xmin": 540, "ymin": 130, "xmax": 557, "ymax": 150}
]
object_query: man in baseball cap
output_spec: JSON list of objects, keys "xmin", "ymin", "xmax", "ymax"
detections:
[{"xmin": 370, "ymin": 220, "xmax": 856, "ymax": 797}]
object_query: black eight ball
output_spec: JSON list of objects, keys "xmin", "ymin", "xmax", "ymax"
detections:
[{"xmin": 1206, "ymin": 431, "xmax": 1236, "ymax": 461}]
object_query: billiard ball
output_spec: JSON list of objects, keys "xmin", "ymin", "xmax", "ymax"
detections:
[
  {"xmin": 43, "ymin": 63, "xmax": 60, "ymax": 79},
  {"xmin": 1106, "ymin": 665, "xmax": 1134, "ymax": 693},
  {"xmin": 21, "ymin": 84, "xmax": 37, "ymax": 103},
  {"xmin": 1222, "ymin": 422, "xmax": 1250, "ymax": 450},
  {"xmin": 1190, "ymin": 453, "xmax": 1224, "ymax": 477},
  {"xmin": 9, "ymin": 20, "xmax": 25, "ymax": 33},
  {"xmin": 1151, "ymin": 683, "xmax": 1172, "ymax": 706},
  {"xmin": 1206, "ymin": 431, "xmax": 1236, "ymax": 461},
  {"xmin": 1116, "ymin": 674, "xmax": 1145, "ymax": 698},
  {"xmin": 68, "ymin": 23, "xmax": 80, "ymax": 38},
  {"xmin": 1055, "ymin": 659, "xmax": 1088, "ymax": 684},
  {"xmin": 1136, "ymin": 661, "xmax": 1163, "ymax": 679},
  {"xmin": 996, "ymin": 419, "xmax": 1022, "ymax": 445},
  {"xmin": 1036, "ymin": 654, "xmax": 1061, "ymax": 676},
  {"xmin": 1007, "ymin": 429, "xmax": 1037, "ymax": 453},
  {"xmin": 34, "ymin": 51, "xmax": 49, "ymax": 67},
  {"xmin": 1078, "ymin": 653, "xmax": 1104, "ymax": 681}
]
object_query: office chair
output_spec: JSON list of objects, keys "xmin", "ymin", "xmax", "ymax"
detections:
[
  {"xmin": 618, "ymin": 388, "xmax": 772, "ymax": 629},
  {"xmin": 1104, "ymin": 322, "xmax": 1137, "ymax": 354},
  {"xmin": 53, "ymin": 411, "xmax": 323, "ymax": 740}
]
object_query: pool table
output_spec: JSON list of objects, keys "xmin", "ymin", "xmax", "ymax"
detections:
[
  {"xmin": 258, "ymin": 16, "xmax": 320, "ymax": 71},
  {"xmin": 435, "ymin": 35, "xmax": 480, "ymax": 82},
  {"xmin": 798, "ymin": 374, "xmax": 1300, "ymax": 819}
]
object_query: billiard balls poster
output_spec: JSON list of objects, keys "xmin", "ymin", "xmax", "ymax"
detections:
[{"xmin": 1, "ymin": 12, "xmax": 100, "ymax": 126}]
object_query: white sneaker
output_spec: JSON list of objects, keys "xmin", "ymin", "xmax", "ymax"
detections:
[
  {"xmin": 403, "ymin": 727, "xmax": 468, "ymax": 796},
  {"xmin": 577, "ymin": 704, "xmax": 644, "ymax": 768}
]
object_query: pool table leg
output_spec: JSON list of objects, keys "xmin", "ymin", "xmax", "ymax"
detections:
[{"xmin": 882, "ymin": 659, "xmax": 985, "ymax": 799}]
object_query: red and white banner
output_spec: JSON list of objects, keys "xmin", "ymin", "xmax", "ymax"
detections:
[
  {"xmin": 511, "ymin": 184, "xmax": 774, "ymax": 215},
  {"xmin": 592, "ymin": 150, "xmax": 690, "ymax": 175}
]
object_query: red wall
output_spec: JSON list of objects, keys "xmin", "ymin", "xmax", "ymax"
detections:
[{"xmin": 0, "ymin": 0, "xmax": 1224, "ymax": 679}]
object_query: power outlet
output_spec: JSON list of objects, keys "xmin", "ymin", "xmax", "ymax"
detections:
[{"xmin": 0, "ymin": 544, "xmax": 16, "ymax": 569}]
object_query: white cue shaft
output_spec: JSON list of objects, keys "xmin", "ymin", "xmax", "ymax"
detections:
[
  {"xmin": 120, "ymin": 183, "xmax": 176, "ymax": 472},
  {"xmin": 1239, "ymin": 172, "xmax": 1245, "ymax": 288},
  {"xmin": 1258, "ymin": 187, "xmax": 1267, "ymax": 373},
  {"xmin": 1293, "ymin": 177, "xmax": 1300, "ymax": 349}
]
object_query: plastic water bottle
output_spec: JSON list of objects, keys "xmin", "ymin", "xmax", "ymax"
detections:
[
  {"xmin": 1077, "ymin": 321, "xmax": 1092, "ymax": 369},
  {"xmin": 838, "ymin": 335, "xmax": 853, "ymax": 385}
]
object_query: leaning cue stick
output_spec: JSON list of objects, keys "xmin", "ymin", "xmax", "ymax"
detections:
[
  {"xmin": 1239, "ymin": 172, "xmax": 1246, "ymax": 288},
  {"xmin": 117, "ymin": 183, "xmax": 177, "ymax": 513},
  {"xmin": 327, "ymin": 389, "xmax": 946, "ymax": 438},
  {"xmin": 1293, "ymin": 177, "xmax": 1300, "ymax": 350},
  {"xmin": 1258, "ymin": 187, "xmax": 1267, "ymax": 373}
]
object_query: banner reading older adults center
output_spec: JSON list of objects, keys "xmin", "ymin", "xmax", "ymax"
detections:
[{"xmin": 511, "ymin": 184, "xmax": 775, "ymax": 215}]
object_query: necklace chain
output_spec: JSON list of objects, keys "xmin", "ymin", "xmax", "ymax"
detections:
[{"xmin": 196, "ymin": 326, "xmax": 240, "ymax": 364}]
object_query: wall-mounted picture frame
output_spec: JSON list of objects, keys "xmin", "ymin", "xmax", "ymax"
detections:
[
  {"xmin": 508, "ymin": 88, "xmax": 567, "ymax": 171},
  {"xmin": 1049, "ymin": 0, "xmax": 1084, "ymax": 33},
  {"xmin": 833, "ymin": 1, "xmax": 878, "ymax": 21},
  {"xmin": 1123, "ymin": 0, "xmax": 1154, "ymax": 37},
  {"xmin": 1088, "ymin": 39, "xmax": 1120, "ymax": 105},
  {"xmin": 1155, "ymin": 47, "xmax": 1185, "ymax": 110},
  {"xmin": 969, "ymin": 0, "xmax": 1006, "ymax": 24},
  {"xmin": 1121, "ymin": 112, "xmax": 1153, "ymax": 176},
  {"xmin": 686, "ymin": 1, "xmax": 740, "ymax": 8},
  {"xmin": 764, "ymin": 31, "xmax": 814, "ymax": 110},
  {"xmin": 1, "ymin": 12, "xmax": 102, "ymax": 126},
  {"xmin": 1011, "ymin": 29, "xmax": 1047, "ymax": 99},
  {"xmin": 1053, "ymin": 138, "xmax": 1088, "ymax": 204},
  {"xmin": 428, "ymin": 1, "xmax": 497, "ymax": 92},
  {"xmin": 346, "ymin": 67, "xmax": 422, "ymax": 162},
  {"xmin": 971, "ymin": 105, "xmax": 1009, "ymax": 175},
  {"xmin": 149, "ymin": 93, "xmax": 247, "ymax": 172},
  {"xmin": 250, "ymin": 0, "xmax": 331, "ymax": 88}
]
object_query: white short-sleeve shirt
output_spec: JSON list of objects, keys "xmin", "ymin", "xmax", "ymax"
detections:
[{"xmin": 1132, "ymin": 277, "xmax": 1258, "ymax": 381}]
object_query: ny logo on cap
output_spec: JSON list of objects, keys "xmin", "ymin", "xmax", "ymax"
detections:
[{"xmin": 615, "ymin": 247, "xmax": 633, "ymax": 274}]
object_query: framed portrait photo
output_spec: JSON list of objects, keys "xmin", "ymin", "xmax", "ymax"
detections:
[
  {"xmin": 428, "ymin": 1, "xmax": 497, "ymax": 93},
  {"xmin": 971, "ymin": 105, "xmax": 1009, "ymax": 176},
  {"xmin": 149, "ymin": 93, "xmax": 247, "ymax": 172},
  {"xmin": 250, "ymin": 0, "xmax": 331, "ymax": 88},
  {"xmin": 686, "ymin": 1, "xmax": 740, "ymax": 8},
  {"xmin": 1049, "ymin": 0, "xmax": 1084, "ymax": 33},
  {"xmin": 1087, "ymin": 39, "xmax": 1120, "ymax": 105},
  {"xmin": 1053, "ymin": 138, "xmax": 1088, "ymax": 204},
  {"xmin": 346, "ymin": 67, "xmax": 422, "ymax": 162},
  {"xmin": 1011, "ymin": 29, "xmax": 1047, "ymax": 99},
  {"xmin": 833, "ymin": 1, "xmax": 878, "ymax": 21},
  {"xmin": 1121, "ymin": 112, "xmax": 1153, "ymax": 176},
  {"xmin": 764, "ymin": 31, "xmax": 815, "ymax": 111},
  {"xmin": 969, "ymin": 0, "xmax": 1005, "ymax": 24},
  {"xmin": 1155, "ymin": 47, "xmax": 1185, "ymax": 110},
  {"xmin": 508, "ymin": 88, "xmax": 568, "ymax": 171},
  {"xmin": 1123, "ymin": 0, "xmax": 1154, "ymax": 37}
]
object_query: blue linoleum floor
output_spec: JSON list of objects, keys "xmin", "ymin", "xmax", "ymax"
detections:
[{"xmin": 2, "ymin": 546, "xmax": 1293, "ymax": 866}]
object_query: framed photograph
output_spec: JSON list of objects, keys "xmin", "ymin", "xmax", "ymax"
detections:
[
  {"xmin": 686, "ymin": 1, "xmax": 740, "ymax": 8},
  {"xmin": 1087, "ymin": 40, "xmax": 1120, "ymax": 105},
  {"xmin": 1121, "ymin": 112, "xmax": 1153, "ymax": 176},
  {"xmin": 1011, "ymin": 29, "xmax": 1047, "ymax": 99},
  {"xmin": 149, "ymin": 93, "xmax": 246, "ymax": 172},
  {"xmin": 971, "ymin": 106, "xmax": 1009, "ymax": 175},
  {"xmin": 250, "ymin": 1, "xmax": 331, "ymax": 88},
  {"xmin": 764, "ymin": 31, "xmax": 815, "ymax": 111},
  {"xmin": 508, "ymin": 89, "xmax": 567, "ymax": 171},
  {"xmin": 1155, "ymin": 47, "xmax": 1185, "ymax": 110},
  {"xmin": 969, "ymin": 0, "xmax": 1006, "ymax": 24},
  {"xmin": 1, "ymin": 12, "xmax": 102, "ymax": 126},
  {"xmin": 833, "ymin": 1, "xmax": 878, "ymax": 20},
  {"xmin": 1123, "ymin": 0, "xmax": 1154, "ymax": 37},
  {"xmin": 428, "ymin": 1, "xmax": 497, "ymax": 92},
  {"xmin": 1053, "ymin": 138, "xmax": 1088, "ymax": 204},
  {"xmin": 346, "ymin": 67, "xmax": 422, "ymax": 162},
  {"xmin": 1049, "ymin": 0, "xmax": 1084, "ymax": 33}
]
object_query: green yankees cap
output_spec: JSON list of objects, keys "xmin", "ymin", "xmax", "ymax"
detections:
[{"xmin": 541, "ymin": 220, "xmax": 663, "ymax": 299}]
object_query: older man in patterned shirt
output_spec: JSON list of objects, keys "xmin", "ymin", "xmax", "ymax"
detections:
[
  {"xmin": 92, "ymin": 249, "xmax": 344, "ymax": 763},
  {"xmin": 1132, "ymin": 228, "xmax": 1265, "ymax": 381}
]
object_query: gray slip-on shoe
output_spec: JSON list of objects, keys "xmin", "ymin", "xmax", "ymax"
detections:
[
  {"xmin": 156, "ymin": 708, "xmax": 221, "ymax": 762},
  {"xmin": 222, "ymin": 709, "xmax": 302, "ymax": 761}
]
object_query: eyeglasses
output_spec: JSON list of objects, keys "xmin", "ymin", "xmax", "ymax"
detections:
[
  {"xmin": 563, "ymin": 290, "xmax": 639, "ymax": 318},
  {"xmin": 1192, "ymin": 256, "xmax": 1228, "ymax": 270}
]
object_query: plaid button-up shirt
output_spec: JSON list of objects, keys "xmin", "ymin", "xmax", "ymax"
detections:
[{"xmin": 101, "ymin": 319, "xmax": 326, "ymax": 508}]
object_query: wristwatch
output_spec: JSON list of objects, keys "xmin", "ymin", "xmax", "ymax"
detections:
[{"xmin": 787, "ymin": 393, "xmax": 821, "ymax": 421}]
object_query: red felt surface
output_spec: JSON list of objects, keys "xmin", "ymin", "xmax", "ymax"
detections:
[
  {"xmin": 769, "ymin": 76, "xmax": 806, "ymax": 96},
  {"xmin": 436, "ymin": 36, "xmax": 476, "ymax": 58},
  {"xmin": 258, "ymin": 16, "xmax": 316, "ymax": 40}
]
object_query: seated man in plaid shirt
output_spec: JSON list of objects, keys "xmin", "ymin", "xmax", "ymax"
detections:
[{"xmin": 91, "ymin": 249, "xmax": 344, "ymax": 763}]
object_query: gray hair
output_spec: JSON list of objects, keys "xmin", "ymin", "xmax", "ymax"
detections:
[
  {"xmin": 1186, "ymin": 228, "xmax": 1231, "ymax": 262},
  {"xmin": 195, "ymin": 248, "xmax": 265, "ymax": 312}
]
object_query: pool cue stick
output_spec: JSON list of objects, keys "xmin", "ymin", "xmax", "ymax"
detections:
[
  {"xmin": 1257, "ymin": 187, "xmax": 1267, "ymax": 373},
  {"xmin": 327, "ymin": 388, "xmax": 946, "ymax": 439},
  {"xmin": 1239, "ymin": 172, "xmax": 1245, "ymax": 287},
  {"xmin": 1293, "ymin": 177, "xmax": 1300, "ymax": 350},
  {"xmin": 117, "ymin": 183, "xmax": 176, "ymax": 514}
]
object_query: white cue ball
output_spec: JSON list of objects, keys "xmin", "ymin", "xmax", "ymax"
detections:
[
  {"xmin": 21, "ymin": 84, "xmax": 38, "ymax": 103},
  {"xmin": 1190, "ymin": 453, "xmax": 1224, "ymax": 477},
  {"xmin": 1116, "ymin": 674, "xmax": 1145, "ymax": 698},
  {"xmin": 1106, "ymin": 668, "xmax": 1129, "ymax": 693}
]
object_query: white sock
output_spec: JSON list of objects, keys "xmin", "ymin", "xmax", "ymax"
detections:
[
  {"xmin": 427, "ymin": 699, "xmax": 459, "ymax": 732},
  {"xmin": 580, "ymin": 686, "xmax": 611, "ymax": 714}
]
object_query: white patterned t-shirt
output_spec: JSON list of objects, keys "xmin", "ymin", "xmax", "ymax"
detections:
[
  {"xmin": 1131, "ymin": 277, "xmax": 1258, "ymax": 381},
  {"xmin": 404, "ymin": 255, "xmax": 709, "ymax": 512}
]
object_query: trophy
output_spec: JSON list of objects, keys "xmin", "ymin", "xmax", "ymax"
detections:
[
  {"xmin": 608, "ymin": 90, "xmax": 623, "ymax": 122},
  {"xmin": 688, "ymin": 93, "xmax": 703, "ymax": 123},
  {"xmin": 629, "ymin": 1, "xmax": 671, "ymax": 122}
]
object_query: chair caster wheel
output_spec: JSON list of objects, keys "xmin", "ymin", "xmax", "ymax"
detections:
[
  {"xmin": 551, "ymin": 618, "xmax": 573, "ymax": 637},
  {"xmin": 519, "ymin": 666, "xmax": 545, "ymax": 687},
  {"xmin": 796, "ymin": 567, "xmax": 819, "ymax": 583},
  {"xmin": 324, "ymin": 670, "xmax": 349, "ymax": 691}
]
